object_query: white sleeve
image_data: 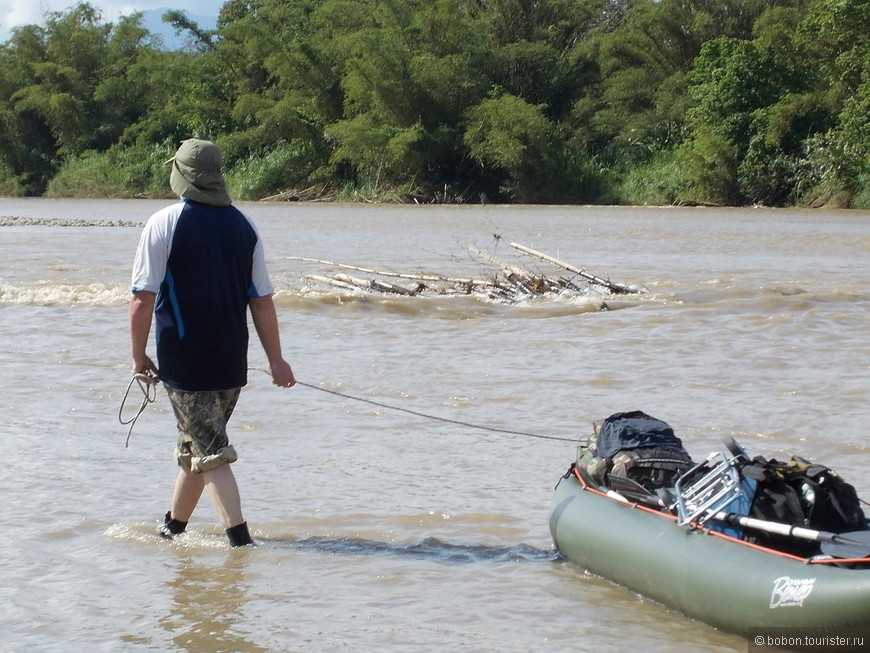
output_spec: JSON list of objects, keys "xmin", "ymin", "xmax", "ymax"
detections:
[
  {"xmin": 130, "ymin": 204, "xmax": 179, "ymax": 293},
  {"xmin": 249, "ymin": 223, "xmax": 274, "ymax": 298}
]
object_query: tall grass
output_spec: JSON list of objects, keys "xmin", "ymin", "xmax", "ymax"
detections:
[
  {"xmin": 226, "ymin": 142, "xmax": 325, "ymax": 200},
  {"xmin": 614, "ymin": 153, "xmax": 692, "ymax": 206},
  {"xmin": 46, "ymin": 143, "xmax": 177, "ymax": 198}
]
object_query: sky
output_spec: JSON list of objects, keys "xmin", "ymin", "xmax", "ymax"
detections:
[{"xmin": 1, "ymin": 1, "xmax": 225, "ymax": 42}]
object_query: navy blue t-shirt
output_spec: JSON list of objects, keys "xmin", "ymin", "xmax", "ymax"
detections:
[{"xmin": 131, "ymin": 200, "xmax": 273, "ymax": 391}]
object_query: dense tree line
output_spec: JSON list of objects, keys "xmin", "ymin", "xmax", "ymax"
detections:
[{"xmin": 0, "ymin": 0, "xmax": 867, "ymax": 206}]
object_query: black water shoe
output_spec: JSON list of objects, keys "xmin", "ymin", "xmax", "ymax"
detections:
[
  {"xmin": 157, "ymin": 511, "xmax": 188, "ymax": 538},
  {"xmin": 226, "ymin": 521, "xmax": 254, "ymax": 547}
]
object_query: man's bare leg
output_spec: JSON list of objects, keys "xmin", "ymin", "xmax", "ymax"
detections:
[
  {"xmin": 159, "ymin": 467, "xmax": 205, "ymax": 538},
  {"xmin": 203, "ymin": 463, "xmax": 254, "ymax": 546},
  {"xmin": 171, "ymin": 467, "xmax": 205, "ymax": 522},
  {"xmin": 203, "ymin": 463, "xmax": 244, "ymax": 528}
]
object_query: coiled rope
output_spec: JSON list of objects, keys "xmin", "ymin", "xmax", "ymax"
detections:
[
  {"xmin": 118, "ymin": 369, "xmax": 576, "ymax": 445},
  {"xmin": 119, "ymin": 373, "xmax": 158, "ymax": 447}
]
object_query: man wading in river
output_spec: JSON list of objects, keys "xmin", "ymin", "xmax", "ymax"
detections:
[{"xmin": 129, "ymin": 138, "xmax": 295, "ymax": 546}]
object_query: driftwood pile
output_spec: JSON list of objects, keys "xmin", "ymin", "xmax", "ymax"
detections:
[{"xmin": 294, "ymin": 242, "xmax": 644, "ymax": 303}]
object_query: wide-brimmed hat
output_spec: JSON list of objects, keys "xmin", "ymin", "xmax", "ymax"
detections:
[{"xmin": 167, "ymin": 139, "xmax": 232, "ymax": 206}]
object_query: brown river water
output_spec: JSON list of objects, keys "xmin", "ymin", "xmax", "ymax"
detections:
[{"xmin": 1, "ymin": 198, "xmax": 868, "ymax": 651}]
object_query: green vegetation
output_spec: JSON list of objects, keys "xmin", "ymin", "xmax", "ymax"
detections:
[{"xmin": 1, "ymin": 0, "xmax": 868, "ymax": 206}]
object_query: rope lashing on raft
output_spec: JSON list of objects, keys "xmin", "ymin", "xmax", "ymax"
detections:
[{"xmin": 118, "ymin": 369, "xmax": 575, "ymax": 445}]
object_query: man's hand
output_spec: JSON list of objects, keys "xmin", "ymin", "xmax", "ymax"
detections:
[
  {"xmin": 133, "ymin": 354, "xmax": 160, "ymax": 383},
  {"xmin": 269, "ymin": 358, "xmax": 296, "ymax": 388}
]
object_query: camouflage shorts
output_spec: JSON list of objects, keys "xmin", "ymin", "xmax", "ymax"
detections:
[{"xmin": 165, "ymin": 386, "xmax": 242, "ymax": 473}]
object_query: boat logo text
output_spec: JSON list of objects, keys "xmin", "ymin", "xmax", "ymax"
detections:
[{"xmin": 769, "ymin": 576, "xmax": 816, "ymax": 608}]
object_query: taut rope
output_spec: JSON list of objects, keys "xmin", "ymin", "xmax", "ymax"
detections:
[
  {"xmin": 118, "ymin": 370, "xmax": 575, "ymax": 445},
  {"xmin": 251, "ymin": 368, "xmax": 575, "ymax": 443}
]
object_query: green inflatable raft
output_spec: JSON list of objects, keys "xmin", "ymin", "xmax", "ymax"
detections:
[{"xmin": 550, "ymin": 468, "xmax": 870, "ymax": 636}]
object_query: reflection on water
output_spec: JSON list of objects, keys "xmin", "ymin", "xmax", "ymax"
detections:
[{"xmin": 160, "ymin": 551, "xmax": 268, "ymax": 653}]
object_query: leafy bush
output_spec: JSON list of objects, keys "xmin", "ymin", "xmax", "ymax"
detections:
[{"xmin": 0, "ymin": 160, "xmax": 27, "ymax": 196}]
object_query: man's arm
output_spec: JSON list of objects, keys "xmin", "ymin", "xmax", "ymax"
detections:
[
  {"xmin": 129, "ymin": 290, "xmax": 159, "ymax": 379},
  {"xmin": 249, "ymin": 294, "xmax": 296, "ymax": 388}
]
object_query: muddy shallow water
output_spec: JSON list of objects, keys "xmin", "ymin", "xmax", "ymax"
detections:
[{"xmin": 2, "ymin": 198, "xmax": 868, "ymax": 651}]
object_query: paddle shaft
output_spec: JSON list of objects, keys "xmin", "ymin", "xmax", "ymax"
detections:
[
  {"xmin": 714, "ymin": 511, "xmax": 832, "ymax": 543},
  {"xmin": 711, "ymin": 511, "xmax": 870, "ymax": 559}
]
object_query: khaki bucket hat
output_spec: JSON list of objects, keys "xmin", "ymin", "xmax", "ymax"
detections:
[{"xmin": 167, "ymin": 138, "xmax": 232, "ymax": 206}]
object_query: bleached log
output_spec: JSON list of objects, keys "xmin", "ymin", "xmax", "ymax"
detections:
[
  {"xmin": 287, "ymin": 256, "xmax": 489, "ymax": 287},
  {"xmin": 369, "ymin": 279, "xmax": 419, "ymax": 296},
  {"xmin": 307, "ymin": 274, "xmax": 357, "ymax": 290},
  {"xmin": 468, "ymin": 246, "xmax": 531, "ymax": 278},
  {"xmin": 333, "ymin": 272, "xmax": 371, "ymax": 288},
  {"xmin": 330, "ymin": 273, "xmax": 418, "ymax": 296},
  {"xmin": 509, "ymin": 243, "xmax": 642, "ymax": 295}
]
